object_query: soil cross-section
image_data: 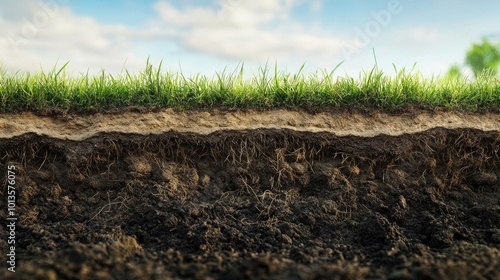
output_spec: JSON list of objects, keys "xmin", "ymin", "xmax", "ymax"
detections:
[{"xmin": 0, "ymin": 110, "xmax": 499, "ymax": 280}]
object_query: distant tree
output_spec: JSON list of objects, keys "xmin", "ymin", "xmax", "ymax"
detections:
[
  {"xmin": 444, "ymin": 64, "xmax": 462, "ymax": 79},
  {"xmin": 465, "ymin": 38, "xmax": 500, "ymax": 77}
]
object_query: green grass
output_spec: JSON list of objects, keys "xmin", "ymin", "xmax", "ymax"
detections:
[{"xmin": 1, "ymin": 60, "xmax": 499, "ymax": 113}]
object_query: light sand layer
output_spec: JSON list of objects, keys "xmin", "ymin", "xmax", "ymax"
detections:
[{"xmin": 0, "ymin": 109, "xmax": 499, "ymax": 140}]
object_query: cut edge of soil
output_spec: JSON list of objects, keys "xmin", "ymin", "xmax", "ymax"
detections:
[
  {"xmin": 1, "ymin": 126, "xmax": 499, "ymax": 279},
  {"xmin": 0, "ymin": 109, "xmax": 499, "ymax": 141}
]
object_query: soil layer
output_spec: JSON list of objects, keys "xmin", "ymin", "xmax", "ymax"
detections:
[{"xmin": 1, "ymin": 110, "xmax": 499, "ymax": 279}]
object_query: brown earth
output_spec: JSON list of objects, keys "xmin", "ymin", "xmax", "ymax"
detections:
[{"xmin": 0, "ymin": 109, "xmax": 499, "ymax": 279}]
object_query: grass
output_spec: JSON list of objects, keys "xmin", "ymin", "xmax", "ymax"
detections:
[{"xmin": 1, "ymin": 59, "xmax": 499, "ymax": 112}]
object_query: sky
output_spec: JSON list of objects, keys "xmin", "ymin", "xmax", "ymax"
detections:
[{"xmin": 1, "ymin": 0, "xmax": 499, "ymax": 78}]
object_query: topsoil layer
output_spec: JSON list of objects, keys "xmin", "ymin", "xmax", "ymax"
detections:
[{"xmin": 0, "ymin": 109, "xmax": 499, "ymax": 279}]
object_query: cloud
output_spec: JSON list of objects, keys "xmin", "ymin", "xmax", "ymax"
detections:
[
  {"xmin": 406, "ymin": 27, "xmax": 440, "ymax": 43},
  {"xmin": 309, "ymin": 0, "xmax": 323, "ymax": 13},
  {"xmin": 181, "ymin": 27, "xmax": 344, "ymax": 61},
  {"xmin": 0, "ymin": 0, "xmax": 42, "ymax": 22},
  {"xmin": 154, "ymin": 0, "xmax": 348, "ymax": 62},
  {"xmin": 0, "ymin": 0, "xmax": 154, "ymax": 74},
  {"xmin": 0, "ymin": 0, "xmax": 348, "ymax": 75},
  {"xmin": 155, "ymin": 0, "xmax": 297, "ymax": 28},
  {"xmin": 386, "ymin": 26, "xmax": 442, "ymax": 47}
]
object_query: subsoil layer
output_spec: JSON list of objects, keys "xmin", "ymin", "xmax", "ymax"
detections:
[{"xmin": 1, "ymin": 109, "xmax": 499, "ymax": 279}]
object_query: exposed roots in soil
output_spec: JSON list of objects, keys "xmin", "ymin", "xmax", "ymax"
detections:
[{"xmin": 0, "ymin": 128, "xmax": 499, "ymax": 279}]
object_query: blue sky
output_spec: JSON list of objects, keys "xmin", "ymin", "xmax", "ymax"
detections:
[{"xmin": 1, "ymin": 0, "xmax": 499, "ymax": 78}]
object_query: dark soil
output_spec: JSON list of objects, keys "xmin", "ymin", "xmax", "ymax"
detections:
[{"xmin": 1, "ymin": 128, "xmax": 499, "ymax": 279}]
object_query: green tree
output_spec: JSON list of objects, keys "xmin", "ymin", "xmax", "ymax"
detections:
[
  {"xmin": 465, "ymin": 38, "xmax": 500, "ymax": 77},
  {"xmin": 444, "ymin": 64, "xmax": 462, "ymax": 80}
]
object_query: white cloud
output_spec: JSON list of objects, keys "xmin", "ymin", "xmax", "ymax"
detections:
[
  {"xmin": 309, "ymin": 0, "xmax": 323, "ymax": 13},
  {"xmin": 155, "ymin": 0, "xmax": 297, "ymax": 28},
  {"xmin": 0, "ymin": 0, "xmax": 349, "ymax": 76},
  {"xmin": 400, "ymin": 26, "xmax": 441, "ymax": 44},
  {"xmin": 182, "ymin": 27, "xmax": 345, "ymax": 61},
  {"xmin": 0, "ymin": 0, "xmax": 154, "ymax": 74},
  {"xmin": 154, "ymin": 0, "xmax": 349, "ymax": 63},
  {"xmin": 0, "ymin": 0, "xmax": 41, "ymax": 21}
]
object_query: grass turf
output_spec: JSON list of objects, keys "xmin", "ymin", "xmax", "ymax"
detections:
[{"xmin": 1, "ymin": 60, "xmax": 499, "ymax": 112}]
